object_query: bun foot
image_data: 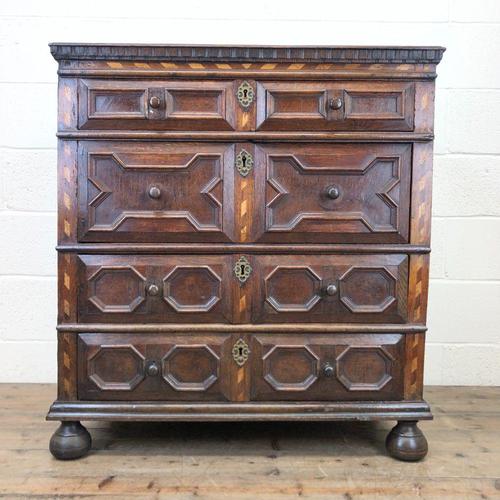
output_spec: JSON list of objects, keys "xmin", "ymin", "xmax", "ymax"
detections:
[
  {"xmin": 49, "ymin": 421, "xmax": 91, "ymax": 460},
  {"xmin": 386, "ymin": 420, "xmax": 428, "ymax": 461}
]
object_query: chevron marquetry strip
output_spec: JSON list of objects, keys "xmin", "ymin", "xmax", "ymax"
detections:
[
  {"xmin": 240, "ymin": 178, "xmax": 249, "ymax": 241},
  {"xmin": 70, "ymin": 60, "xmax": 428, "ymax": 73},
  {"xmin": 63, "ymin": 220, "xmax": 71, "ymax": 238},
  {"xmin": 239, "ymin": 293, "xmax": 247, "ymax": 314},
  {"xmin": 60, "ymin": 143, "xmax": 76, "ymax": 242},
  {"xmin": 58, "ymin": 332, "xmax": 77, "ymax": 400},
  {"xmin": 407, "ymin": 334, "xmax": 422, "ymax": 398},
  {"xmin": 61, "ymin": 254, "xmax": 73, "ymax": 321},
  {"xmin": 234, "ymin": 365, "xmax": 247, "ymax": 401}
]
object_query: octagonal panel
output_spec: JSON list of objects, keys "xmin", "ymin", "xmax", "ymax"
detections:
[
  {"xmin": 265, "ymin": 266, "xmax": 322, "ymax": 312},
  {"xmin": 163, "ymin": 266, "xmax": 221, "ymax": 312},
  {"xmin": 336, "ymin": 346, "xmax": 393, "ymax": 391},
  {"xmin": 88, "ymin": 345, "xmax": 146, "ymax": 391},
  {"xmin": 88, "ymin": 265, "xmax": 146, "ymax": 313},
  {"xmin": 263, "ymin": 345, "xmax": 320, "ymax": 391},
  {"xmin": 162, "ymin": 345, "xmax": 219, "ymax": 391},
  {"xmin": 339, "ymin": 267, "xmax": 396, "ymax": 313}
]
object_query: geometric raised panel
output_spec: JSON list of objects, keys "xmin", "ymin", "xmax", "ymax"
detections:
[
  {"xmin": 263, "ymin": 345, "xmax": 320, "ymax": 391},
  {"xmin": 88, "ymin": 345, "xmax": 146, "ymax": 391},
  {"xmin": 162, "ymin": 345, "xmax": 219, "ymax": 391},
  {"xmin": 82, "ymin": 147, "xmax": 227, "ymax": 241},
  {"xmin": 88, "ymin": 265, "xmax": 146, "ymax": 313},
  {"xmin": 265, "ymin": 266, "xmax": 322, "ymax": 312},
  {"xmin": 266, "ymin": 154, "xmax": 402, "ymax": 235},
  {"xmin": 163, "ymin": 266, "xmax": 221, "ymax": 312},
  {"xmin": 338, "ymin": 267, "xmax": 396, "ymax": 313},
  {"xmin": 336, "ymin": 346, "xmax": 393, "ymax": 391}
]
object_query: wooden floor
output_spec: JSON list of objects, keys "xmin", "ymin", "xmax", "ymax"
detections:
[{"xmin": 0, "ymin": 385, "xmax": 499, "ymax": 499}]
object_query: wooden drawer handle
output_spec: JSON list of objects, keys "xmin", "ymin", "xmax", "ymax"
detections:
[
  {"xmin": 328, "ymin": 97, "xmax": 343, "ymax": 110},
  {"xmin": 326, "ymin": 185, "xmax": 340, "ymax": 200},
  {"xmin": 147, "ymin": 284, "xmax": 160, "ymax": 296},
  {"xmin": 323, "ymin": 362, "xmax": 335, "ymax": 377},
  {"xmin": 149, "ymin": 96, "xmax": 161, "ymax": 109},
  {"xmin": 146, "ymin": 361, "xmax": 159, "ymax": 377},
  {"xmin": 148, "ymin": 186, "xmax": 161, "ymax": 199},
  {"xmin": 325, "ymin": 284, "xmax": 338, "ymax": 296}
]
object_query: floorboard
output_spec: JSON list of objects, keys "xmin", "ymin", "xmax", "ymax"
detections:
[{"xmin": 0, "ymin": 384, "xmax": 498, "ymax": 499}]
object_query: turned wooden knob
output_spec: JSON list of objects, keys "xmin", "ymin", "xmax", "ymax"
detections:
[
  {"xmin": 326, "ymin": 185, "xmax": 340, "ymax": 200},
  {"xmin": 146, "ymin": 361, "xmax": 159, "ymax": 377},
  {"xmin": 328, "ymin": 97, "xmax": 343, "ymax": 110},
  {"xmin": 323, "ymin": 363, "xmax": 335, "ymax": 377},
  {"xmin": 147, "ymin": 284, "xmax": 159, "ymax": 296},
  {"xmin": 326, "ymin": 284, "xmax": 338, "ymax": 296},
  {"xmin": 148, "ymin": 186, "xmax": 161, "ymax": 199},
  {"xmin": 149, "ymin": 96, "xmax": 161, "ymax": 109}
]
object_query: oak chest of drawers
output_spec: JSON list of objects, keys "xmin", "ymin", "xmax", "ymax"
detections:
[{"xmin": 47, "ymin": 44, "xmax": 444, "ymax": 461}]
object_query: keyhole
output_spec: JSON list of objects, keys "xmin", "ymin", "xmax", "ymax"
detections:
[
  {"xmin": 243, "ymin": 89, "xmax": 248, "ymax": 99},
  {"xmin": 241, "ymin": 156, "xmax": 246, "ymax": 168},
  {"xmin": 238, "ymin": 347, "xmax": 244, "ymax": 357},
  {"xmin": 240, "ymin": 264, "xmax": 245, "ymax": 275}
]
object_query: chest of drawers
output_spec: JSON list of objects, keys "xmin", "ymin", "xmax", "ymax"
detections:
[{"xmin": 47, "ymin": 44, "xmax": 444, "ymax": 461}]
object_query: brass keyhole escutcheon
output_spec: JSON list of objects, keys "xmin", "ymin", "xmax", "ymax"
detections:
[
  {"xmin": 234, "ymin": 256, "xmax": 252, "ymax": 283},
  {"xmin": 236, "ymin": 81, "xmax": 254, "ymax": 109},
  {"xmin": 235, "ymin": 149, "xmax": 253, "ymax": 177},
  {"xmin": 232, "ymin": 338, "xmax": 250, "ymax": 366}
]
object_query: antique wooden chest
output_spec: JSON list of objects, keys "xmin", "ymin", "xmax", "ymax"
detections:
[{"xmin": 47, "ymin": 44, "xmax": 445, "ymax": 460}]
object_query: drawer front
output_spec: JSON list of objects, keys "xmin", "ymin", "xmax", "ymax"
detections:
[
  {"xmin": 252, "ymin": 254, "xmax": 408, "ymax": 324},
  {"xmin": 256, "ymin": 81, "xmax": 415, "ymax": 131},
  {"xmin": 79, "ymin": 80, "xmax": 236, "ymax": 130},
  {"xmin": 77, "ymin": 142, "xmax": 410, "ymax": 244},
  {"xmin": 77, "ymin": 255, "xmax": 233, "ymax": 324},
  {"xmin": 78, "ymin": 142, "xmax": 234, "ymax": 243},
  {"xmin": 250, "ymin": 333, "xmax": 404, "ymax": 401},
  {"xmin": 78, "ymin": 333, "xmax": 232, "ymax": 401},
  {"xmin": 254, "ymin": 143, "xmax": 411, "ymax": 243}
]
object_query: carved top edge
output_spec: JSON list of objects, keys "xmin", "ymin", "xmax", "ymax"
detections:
[{"xmin": 49, "ymin": 43, "xmax": 445, "ymax": 64}]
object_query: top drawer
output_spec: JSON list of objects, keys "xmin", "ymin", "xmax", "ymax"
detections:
[
  {"xmin": 76, "ymin": 79, "xmax": 415, "ymax": 132},
  {"xmin": 256, "ymin": 81, "xmax": 415, "ymax": 131},
  {"xmin": 78, "ymin": 79, "xmax": 237, "ymax": 131}
]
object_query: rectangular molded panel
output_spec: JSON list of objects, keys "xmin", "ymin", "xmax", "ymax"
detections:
[
  {"xmin": 79, "ymin": 79, "xmax": 236, "ymax": 130},
  {"xmin": 78, "ymin": 333, "xmax": 232, "ymax": 401},
  {"xmin": 253, "ymin": 143, "xmax": 411, "ymax": 243},
  {"xmin": 256, "ymin": 81, "xmax": 414, "ymax": 131},
  {"xmin": 77, "ymin": 141, "xmax": 235, "ymax": 243},
  {"xmin": 77, "ymin": 254, "xmax": 233, "ymax": 324},
  {"xmin": 250, "ymin": 333, "xmax": 404, "ymax": 401},
  {"xmin": 252, "ymin": 254, "xmax": 408, "ymax": 324}
]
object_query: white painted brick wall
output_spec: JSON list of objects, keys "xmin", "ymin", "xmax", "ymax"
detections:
[{"xmin": 0, "ymin": 0, "xmax": 499, "ymax": 385}]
